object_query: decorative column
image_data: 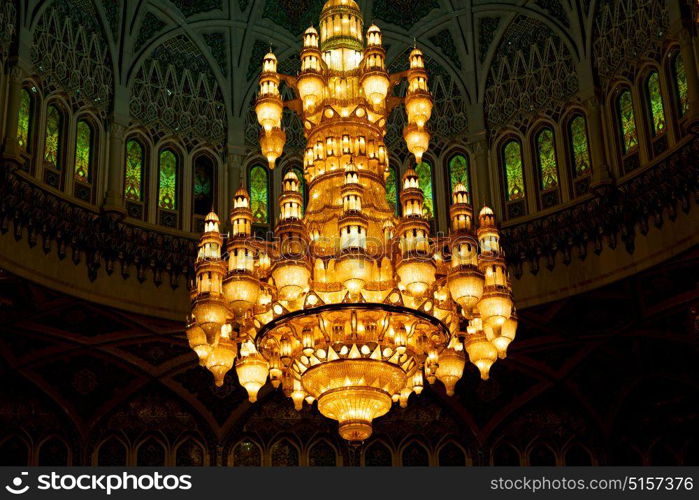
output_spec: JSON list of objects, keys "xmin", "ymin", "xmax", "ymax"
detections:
[
  {"xmin": 2, "ymin": 65, "xmax": 25, "ymax": 164},
  {"xmin": 102, "ymin": 120, "xmax": 127, "ymax": 213},
  {"xmin": 576, "ymin": 61, "xmax": 613, "ymax": 189},
  {"xmin": 678, "ymin": 28, "xmax": 699, "ymax": 129},
  {"xmin": 466, "ymin": 104, "xmax": 493, "ymax": 213},
  {"xmin": 225, "ymin": 146, "xmax": 245, "ymax": 217}
]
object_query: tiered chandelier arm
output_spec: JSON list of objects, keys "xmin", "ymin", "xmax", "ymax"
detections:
[{"xmin": 187, "ymin": 0, "xmax": 517, "ymax": 444}]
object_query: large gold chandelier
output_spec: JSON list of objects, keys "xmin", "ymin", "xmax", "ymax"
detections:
[{"xmin": 186, "ymin": 0, "xmax": 517, "ymax": 443}]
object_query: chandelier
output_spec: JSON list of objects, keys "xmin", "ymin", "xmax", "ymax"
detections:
[{"xmin": 186, "ymin": 0, "xmax": 517, "ymax": 443}]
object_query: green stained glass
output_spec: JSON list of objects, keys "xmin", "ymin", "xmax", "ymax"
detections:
[
  {"xmin": 503, "ymin": 140, "xmax": 525, "ymax": 201},
  {"xmin": 570, "ymin": 116, "xmax": 591, "ymax": 177},
  {"xmin": 17, "ymin": 89, "xmax": 31, "ymax": 149},
  {"xmin": 385, "ymin": 165, "xmax": 399, "ymax": 215},
  {"xmin": 193, "ymin": 156, "xmax": 214, "ymax": 216},
  {"xmin": 158, "ymin": 149, "xmax": 178, "ymax": 210},
  {"xmin": 44, "ymin": 105, "xmax": 62, "ymax": 169},
  {"xmin": 618, "ymin": 90, "xmax": 638, "ymax": 154},
  {"xmin": 415, "ymin": 161, "xmax": 434, "ymax": 219},
  {"xmin": 647, "ymin": 72, "xmax": 666, "ymax": 136},
  {"xmin": 673, "ymin": 55, "xmax": 689, "ymax": 118},
  {"xmin": 448, "ymin": 154, "xmax": 470, "ymax": 198},
  {"xmin": 536, "ymin": 128, "xmax": 559, "ymax": 191},
  {"xmin": 125, "ymin": 140, "xmax": 144, "ymax": 201},
  {"xmin": 74, "ymin": 121, "xmax": 92, "ymax": 183},
  {"xmin": 250, "ymin": 165, "xmax": 269, "ymax": 224},
  {"xmin": 291, "ymin": 166, "xmax": 306, "ymax": 215}
]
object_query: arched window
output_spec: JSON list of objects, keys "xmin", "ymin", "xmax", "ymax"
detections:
[
  {"xmin": 565, "ymin": 444, "xmax": 593, "ymax": 466},
  {"xmin": 0, "ymin": 435, "xmax": 29, "ymax": 466},
  {"xmin": 616, "ymin": 89, "xmax": 638, "ymax": 154},
  {"xmin": 44, "ymin": 104, "xmax": 64, "ymax": 170},
  {"xmin": 502, "ymin": 139, "xmax": 525, "ymax": 202},
  {"xmin": 415, "ymin": 161, "xmax": 434, "ymax": 220},
  {"xmin": 535, "ymin": 127, "xmax": 559, "ymax": 191},
  {"xmin": 270, "ymin": 439, "xmax": 299, "ymax": 466},
  {"xmin": 568, "ymin": 115, "xmax": 592, "ymax": 178},
  {"xmin": 249, "ymin": 165, "xmax": 270, "ymax": 225},
  {"xmin": 193, "ymin": 154, "xmax": 215, "ymax": 225},
  {"xmin": 232, "ymin": 439, "xmax": 262, "ymax": 467},
  {"xmin": 364, "ymin": 441, "xmax": 392, "ymax": 466},
  {"xmin": 671, "ymin": 53, "xmax": 689, "ymax": 118},
  {"xmin": 74, "ymin": 120, "xmax": 93, "ymax": 184},
  {"xmin": 438, "ymin": 442, "xmax": 467, "ymax": 466},
  {"xmin": 97, "ymin": 437, "xmax": 127, "ymax": 466},
  {"xmin": 175, "ymin": 439, "xmax": 205, "ymax": 466},
  {"xmin": 38, "ymin": 437, "xmax": 69, "ymax": 466},
  {"xmin": 528, "ymin": 444, "xmax": 557, "ymax": 466},
  {"xmin": 645, "ymin": 71, "xmax": 666, "ymax": 137},
  {"xmin": 448, "ymin": 154, "xmax": 470, "ymax": 199},
  {"xmin": 493, "ymin": 443, "xmax": 520, "ymax": 465},
  {"xmin": 158, "ymin": 149, "xmax": 178, "ymax": 211},
  {"xmin": 308, "ymin": 440, "xmax": 337, "ymax": 466},
  {"xmin": 401, "ymin": 441, "xmax": 429, "ymax": 466},
  {"xmin": 17, "ymin": 89, "xmax": 33, "ymax": 151},
  {"xmin": 136, "ymin": 438, "xmax": 166, "ymax": 466},
  {"xmin": 385, "ymin": 164, "xmax": 399, "ymax": 215},
  {"xmin": 124, "ymin": 139, "xmax": 145, "ymax": 202}
]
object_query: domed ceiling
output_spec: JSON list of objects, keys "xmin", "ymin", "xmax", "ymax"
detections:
[{"xmin": 14, "ymin": 0, "xmax": 659, "ymax": 155}]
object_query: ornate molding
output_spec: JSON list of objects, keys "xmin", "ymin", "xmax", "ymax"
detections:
[{"xmin": 502, "ymin": 136, "xmax": 699, "ymax": 278}]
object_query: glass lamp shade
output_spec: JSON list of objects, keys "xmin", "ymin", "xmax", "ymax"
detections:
[
  {"xmin": 488, "ymin": 313, "xmax": 518, "ymax": 359},
  {"xmin": 477, "ymin": 289, "xmax": 513, "ymax": 328},
  {"xmin": 222, "ymin": 274, "xmax": 261, "ymax": 315},
  {"xmin": 272, "ymin": 263, "xmax": 311, "ymax": 301},
  {"xmin": 260, "ymin": 127, "xmax": 286, "ymax": 169},
  {"xmin": 186, "ymin": 324, "xmax": 211, "ymax": 366},
  {"xmin": 405, "ymin": 93, "xmax": 433, "ymax": 128},
  {"xmin": 206, "ymin": 337, "xmax": 238, "ymax": 387},
  {"xmin": 447, "ymin": 267, "xmax": 485, "ymax": 313},
  {"xmin": 403, "ymin": 124, "xmax": 430, "ymax": 163},
  {"xmin": 255, "ymin": 96, "xmax": 283, "ymax": 132},
  {"xmin": 361, "ymin": 72, "xmax": 390, "ymax": 106},
  {"xmin": 297, "ymin": 73, "xmax": 325, "ymax": 112},
  {"xmin": 397, "ymin": 259, "xmax": 436, "ymax": 297},
  {"xmin": 335, "ymin": 253, "xmax": 373, "ymax": 294},
  {"xmin": 464, "ymin": 332, "xmax": 498, "ymax": 380},
  {"xmin": 436, "ymin": 347, "xmax": 466, "ymax": 396},
  {"xmin": 192, "ymin": 296, "xmax": 229, "ymax": 339},
  {"xmin": 236, "ymin": 353, "xmax": 270, "ymax": 402},
  {"xmin": 302, "ymin": 359, "xmax": 407, "ymax": 442}
]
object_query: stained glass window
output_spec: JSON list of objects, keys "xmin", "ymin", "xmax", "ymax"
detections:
[
  {"xmin": 448, "ymin": 154, "xmax": 470, "ymax": 198},
  {"xmin": 193, "ymin": 155, "xmax": 215, "ymax": 216},
  {"xmin": 385, "ymin": 165, "xmax": 399, "ymax": 215},
  {"xmin": 503, "ymin": 140, "xmax": 525, "ymax": 201},
  {"xmin": 74, "ymin": 120, "xmax": 92, "ymax": 183},
  {"xmin": 617, "ymin": 90, "xmax": 638, "ymax": 154},
  {"xmin": 291, "ymin": 166, "xmax": 306, "ymax": 215},
  {"xmin": 535, "ymin": 128, "xmax": 559, "ymax": 191},
  {"xmin": 415, "ymin": 161, "xmax": 434, "ymax": 219},
  {"xmin": 17, "ymin": 89, "xmax": 32, "ymax": 150},
  {"xmin": 44, "ymin": 105, "xmax": 63, "ymax": 169},
  {"xmin": 672, "ymin": 54, "xmax": 689, "ymax": 118},
  {"xmin": 124, "ymin": 140, "xmax": 144, "ymax": 201},
  {"xmin": 646, "ymin": 72, "xmax": 666, "ymax": 136},
  {"xmin": 249, "ymin": 165, "xmax": 269, "ymax": 224},
  {"xmin": 569, "ymin": 115, "xmax": 591, "ymax": 177},
  {"xmin": 158, "ymin": 149, "xmax": 178, "ymax": 210}
]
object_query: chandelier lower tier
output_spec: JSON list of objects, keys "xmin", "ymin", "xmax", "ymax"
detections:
[{"xmin": 186, "ymin": 0, "xmax": 517, "ymax": 443}]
